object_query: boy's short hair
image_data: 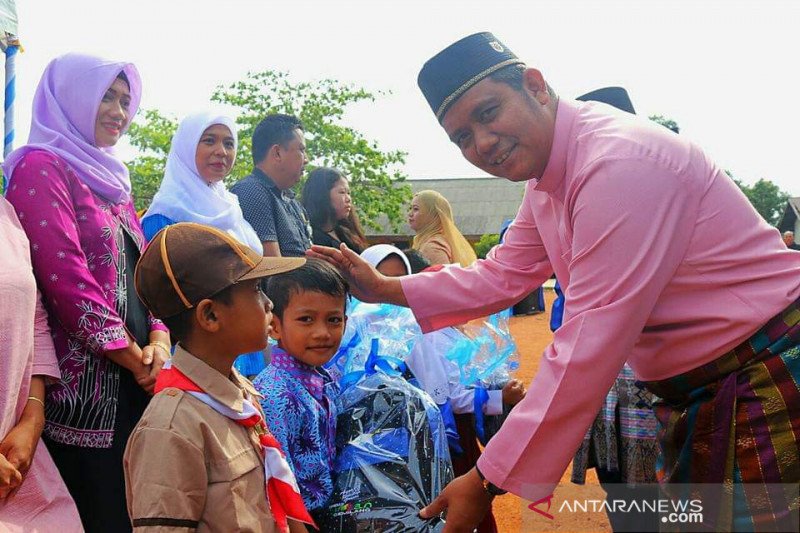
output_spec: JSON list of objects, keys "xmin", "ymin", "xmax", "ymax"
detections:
[
  {"xmin": 265, "ymin": 258, "xmax": 349, "ymax": 319},
  {"xmin": 402, "ymin": 249, "xmax": 431, "ymax": 275}
]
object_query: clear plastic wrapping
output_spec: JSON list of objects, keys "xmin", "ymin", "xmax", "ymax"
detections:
[
  {"xmin": 327, "ymin": 301, "xmax": 521, "ymax": 451},
  {"xmin": 315, "ymin": 369, "xmax": 453, "ymax": 531},
  {"xmin": 326, "ymin": 300, "xmax": 422, "ymax": 384},
  {"xmin": 444, "ymin": 311, "xmax": 520, "ymax": 387},
  {"xmin": 329, "ymin": 301, "xmax": 519, "ymax": 390}
]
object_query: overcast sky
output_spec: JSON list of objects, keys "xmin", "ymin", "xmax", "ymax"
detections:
[{"xmin": 11, "ymin": 0, "xmax": 800, "ymax": 195}]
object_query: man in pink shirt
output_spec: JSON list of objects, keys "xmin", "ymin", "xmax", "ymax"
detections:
[{"xmin": 312, "ymin": 32, "xmax": 800, "ymax": 531}]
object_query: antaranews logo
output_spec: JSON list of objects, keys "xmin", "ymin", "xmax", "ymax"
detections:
[
  {"xmin": 528, "ymin": 493, "xmax": 704, "ymax": 525},
  {"xmin": 528, "ymin": 494, "xmax": 555, "ymax": 520}
]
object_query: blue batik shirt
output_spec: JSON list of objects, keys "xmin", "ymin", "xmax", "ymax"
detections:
[{"xmin": 253, "ymin": 347, "xmax": 338, "ymax": 510}]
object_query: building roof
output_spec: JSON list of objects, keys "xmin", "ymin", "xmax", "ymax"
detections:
[
  {"xmin": 778, "ymin": 197, "xmax": 800, "ymax": 231},
  {"xmin": 366, "ymin": 177, "xmax": 526, "ymax": 238}
]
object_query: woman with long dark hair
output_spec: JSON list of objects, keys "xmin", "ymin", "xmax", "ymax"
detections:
[{"xmin": 301, "ymin": 167, "xmax": 367, "ymax": 253}]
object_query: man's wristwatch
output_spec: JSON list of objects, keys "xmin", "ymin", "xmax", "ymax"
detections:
[{"xmin": 474, "ymin": 465, "xmax": 507, "ymax": 497}]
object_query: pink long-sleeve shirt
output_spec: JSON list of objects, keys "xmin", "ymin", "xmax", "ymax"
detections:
[{"xmin": 401, "ymin": 99, "xmax": 800, "ymax": 501}]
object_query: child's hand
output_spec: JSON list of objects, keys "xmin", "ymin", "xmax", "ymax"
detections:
[{"xmin": 502, "ymin": 379, "xmax": 526, "ymax": 406}]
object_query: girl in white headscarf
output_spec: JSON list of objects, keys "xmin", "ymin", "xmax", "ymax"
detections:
[
  {"xmin": 360, "ymin": 244, "xmax": 524, "ymax": 533},
  {"xmin": 141, "ymin": 112, "xmax": 262, "ymax": 252}
]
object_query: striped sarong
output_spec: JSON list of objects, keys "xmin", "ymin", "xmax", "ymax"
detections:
[
  {"xmin": 571, "ymin": 364, "xmax": 659, "ymax": 485},
  {"xmin": 643, "ymin": 298, "xmax": 800, "ymax": 531}
]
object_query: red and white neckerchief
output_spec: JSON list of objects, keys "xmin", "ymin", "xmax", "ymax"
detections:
[{"xmin": 155, "ymin": 360, "xmax": 316, "ymax": 532}]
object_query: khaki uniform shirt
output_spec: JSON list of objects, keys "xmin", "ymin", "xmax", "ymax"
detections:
[{"xmin": 124, "ymin": 346, "xmax": 276, "ymax": 532}]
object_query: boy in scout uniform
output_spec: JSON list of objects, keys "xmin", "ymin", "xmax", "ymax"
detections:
[{"xmin": 124, "ymin": 223, "xmax": 313, "ymax": 532}]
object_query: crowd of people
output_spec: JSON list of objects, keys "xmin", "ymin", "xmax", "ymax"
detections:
[
  {"xmin": 0, "ymin": 48, "xmax": 513, "ymax": 533},
  {"xmin": 1, "ymin": 29, "xmax": 799, "ymax": 533}
]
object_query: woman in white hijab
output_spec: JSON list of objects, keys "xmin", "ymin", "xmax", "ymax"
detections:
[
  {"xmin": 141, "ymin": 112, "xmax": 262, "ymax": 252},
  {"xmin": 141, "ymin": 112, "xmax": 268, "ymax": 376}
]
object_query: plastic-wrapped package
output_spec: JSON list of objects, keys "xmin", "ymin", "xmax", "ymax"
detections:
[
  {"xmin": 444, "ymin": 312, "xmax": 520, "ymax": 387},
  {"xmin": 326, "ymin": 300, "xmax": 422, "ymax": 384},
  {"xmin": 445, "ymin": 313, "xmax": 521, "ymax": 447},
  {"xmin": 329, "ymin": 303, "xmax": 522, "ymax": 448},
  {"xmin": 327, "ymin": 301, "xmax": 464, "ymax": 451},
  {"xmin": 473, "ymin": 388, "xmax": 514, "ymax": 447},
  {"xmin": 330, "ymin": 303, "xmax": 518, "ymax": 392},
  {"xmin": 314, "ymin": 360, "xmax": 453, "ymax": 532}
]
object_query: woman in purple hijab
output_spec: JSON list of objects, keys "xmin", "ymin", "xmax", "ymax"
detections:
[{"xmin": 4, "ymin": 53, "xmax": 171, "ymax": 532}]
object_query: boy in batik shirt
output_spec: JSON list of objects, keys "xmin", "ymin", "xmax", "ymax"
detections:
[{"xmin": 254, "ymin": 259, "xmax": 348, "ymax": 512}]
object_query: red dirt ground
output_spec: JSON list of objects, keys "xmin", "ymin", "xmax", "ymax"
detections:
[{"xmin": 489, "ymin": 291, "xmax": 610, "ymax": 532}]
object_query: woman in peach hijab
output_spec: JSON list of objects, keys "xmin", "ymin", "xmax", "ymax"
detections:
[{"xmin": 408, "ymin": 190, "xmax": 477, "ymax": 267}]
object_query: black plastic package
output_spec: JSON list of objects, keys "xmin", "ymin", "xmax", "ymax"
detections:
[{"xmin": 314, "ymin": 371, "xmax": 454, "ymax": 532}]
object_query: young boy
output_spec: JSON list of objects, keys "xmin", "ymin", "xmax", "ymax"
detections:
[
  {"xmin": 126, "ymin": 222, "xmax": 313, "ymax": 533},
  {"xmin": 253, "ymin": 259, "xmax": 348, "ymax": 515}
]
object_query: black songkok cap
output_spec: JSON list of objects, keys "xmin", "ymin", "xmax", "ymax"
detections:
[
  {"xmin": 576, "ymin": 87, "xmax": 636, "ymax": 115},
  {"xmin": 418, "ymin": 32, "xmax": 525, "ymax": 123}
]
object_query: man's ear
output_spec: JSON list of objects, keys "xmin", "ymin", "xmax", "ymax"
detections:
[
  {"xmin": 268, "ymin": 143, "xmax": 282, "ymax": 162},
  {"xmin": 194, "ymin": 299, "xmax": 221, "ymax": 333},
  {"xmin": 523, "ymin": 68, "xmax": 550, "ymax": 106}
]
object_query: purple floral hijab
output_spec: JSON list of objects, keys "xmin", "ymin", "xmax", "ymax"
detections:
[{"xmin": 3, "ymin": 53, "xmax": 142, "ymax": 204}]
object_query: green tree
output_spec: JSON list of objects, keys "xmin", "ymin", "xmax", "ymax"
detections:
[
  {"xmin": 127, "ymin": 71, "xmax": 412, "ymax": 229},
  {"xmin": 648, "ymin": 114, "xmax": 680, "ymax": 133},
  {"xmin": 474, "ymin": 233, "xmax": 500, "ymax": 259},
  {"xmin": 731, "ymin": 175, "xmax": 790, "ymax": 226},
  {"xmin": 127, "ymin": 109, "xmax": 179, "ymax": 212}
]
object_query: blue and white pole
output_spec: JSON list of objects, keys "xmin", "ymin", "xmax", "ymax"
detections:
[{"xmin": 4, "ymin": 42, "xmax": 17, "ymax": 158}]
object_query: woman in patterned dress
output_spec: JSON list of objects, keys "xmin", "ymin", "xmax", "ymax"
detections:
[{"xmin": 3, "ymin": 53, "xmax": 170, "ymax": 532}]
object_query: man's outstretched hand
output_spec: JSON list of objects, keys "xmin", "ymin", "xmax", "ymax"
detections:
[
  {"xmin": 307, "ymin": 244, "xmax": 408, "ymax": 306},
  {"xmin": 419, "ymin": 467, "xmax": 494, "ymax": 532}
]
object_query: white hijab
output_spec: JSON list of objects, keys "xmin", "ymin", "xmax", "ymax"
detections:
[
  {"xmin": 360, "ymin": 244, "xmax": 412, "ymax": 275},
  {"xmin": 143, "ymin": 111, "xmax": 263, "ymax": 253}
]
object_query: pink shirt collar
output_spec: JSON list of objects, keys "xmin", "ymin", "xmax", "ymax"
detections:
[{"xmin": 534, "ymin": 98, "xmax": 579, "ymax": 194}]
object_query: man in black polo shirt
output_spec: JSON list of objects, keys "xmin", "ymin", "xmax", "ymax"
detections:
[{"xmin": 231, "ymin": 114, "xmax": 313, "ymax": 257}]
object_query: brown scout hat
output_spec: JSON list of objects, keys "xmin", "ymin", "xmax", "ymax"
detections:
[{"xmin": 135, "ymin": 222, "xmax": 305, "ymax": 319}]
